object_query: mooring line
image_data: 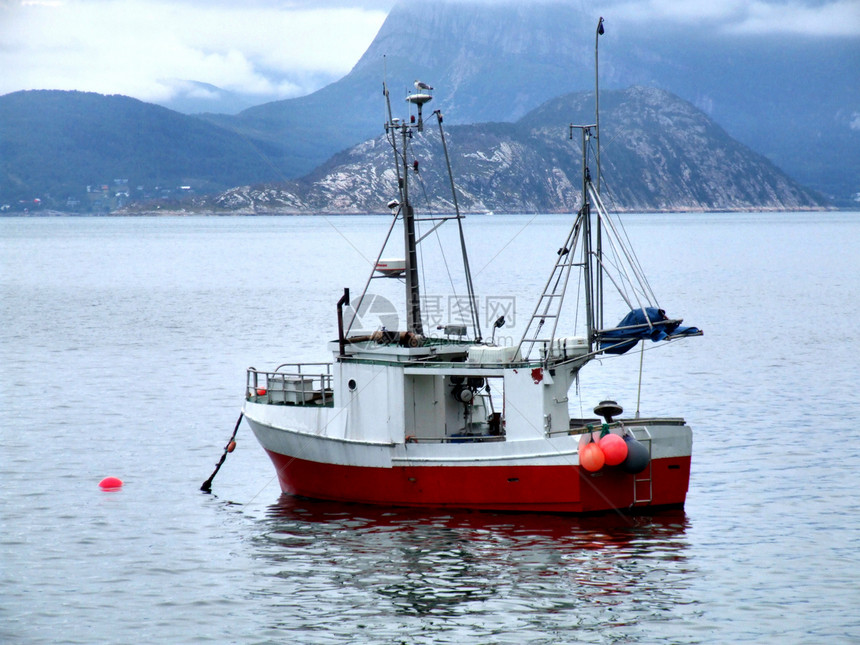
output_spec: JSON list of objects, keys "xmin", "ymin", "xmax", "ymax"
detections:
[{"xmin": 200, "ymin": 411, "xmax": 244, "ymax": 492}]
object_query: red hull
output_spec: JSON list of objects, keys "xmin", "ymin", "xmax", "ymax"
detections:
[{"xmin": 265, "ymin": 450, "xmax": 690, "ymax": 513}]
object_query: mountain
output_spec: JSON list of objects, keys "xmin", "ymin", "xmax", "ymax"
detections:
[
  {"xmin": 2, "ymin": 1, "xmax": 856, "ymax": 211},
  {"xmin": 0, "ymin": 90, "xmax": 285, "ymax": 210},
  {"xmin": 198, "ymin": 0, "xmax": 859, "ymax": 206},
  {"xmin": 208, "ymin": 87, "xmax": 824, "ymax": 214}
]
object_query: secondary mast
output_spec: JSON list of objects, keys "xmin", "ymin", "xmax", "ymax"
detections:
[{"xmin": 400, "ymin": 125, "xmax": 423, "ymax": 336}]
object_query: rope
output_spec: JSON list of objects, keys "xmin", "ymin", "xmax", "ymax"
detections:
[{"xmin": 200, "ymin": 411, "xmax": 244, "ymax": 492}]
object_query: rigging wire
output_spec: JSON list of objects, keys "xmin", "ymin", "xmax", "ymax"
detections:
[
  {"xmin": 588, "ymin": 138, "xmax": 660, "ymax": 309},
  {"xmin": 406, "ymin": 122, "xmax": 481, "ymax": 338},
  {"xmin": 434, "ymin": 111, "xmax": 482, "ymax": 340},
  {"xmin": 589, "ymin": 185, "xmax": 656, "ymax": 311},
  {"xmin": 410, "ymin": 147, "xmax": 464, "ymax": 330},
  {"xmin": 344, "ymin": 207, "xmax": 401, "ymax": 337},
  {"xmin": 406, "ymin": 135, "xmax": 449, "ymax": 325},
  {"xmin": 580, "ymin": 135, "xmax": 661, "ymax": 320}
]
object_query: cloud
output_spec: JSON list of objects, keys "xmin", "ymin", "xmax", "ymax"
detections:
[
  {"xmin": 608, "ymin": 0, "xmax": 860, "ymax": 36},
  {"xmin": 1, "ymin": 0, "xmax": 857, "ymax": 107},
  {"xmin": 726, "ymin": 0, "xmax": 860, "ymax": 36},
  {"xmin": 0, "ymin": 0, "xmax": 388, "ymax": 103}
]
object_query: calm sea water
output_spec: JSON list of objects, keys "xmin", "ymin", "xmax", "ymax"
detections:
[{"xmin": 2, "ymin": 213, "xmax": 860, "ymax": 644}]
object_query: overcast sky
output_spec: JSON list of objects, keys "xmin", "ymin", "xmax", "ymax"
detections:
[{"xmin": 2, "ymin": 0, "xmax": 858, "ymax": 106}]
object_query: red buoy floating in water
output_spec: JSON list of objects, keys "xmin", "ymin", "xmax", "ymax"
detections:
[
  {"xmin": 599, "ymin": 433, "xmax": 628, "ymax": 466},
  {"xmin": 579, "ymin": 441, "xmax": 605, "ymax": 472},
  {"xmin": 99, "ymin": 476, "xmax": 123, "ymax": 490}
]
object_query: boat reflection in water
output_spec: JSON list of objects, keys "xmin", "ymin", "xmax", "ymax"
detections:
[{"xmin": 253, "ymin": 496, "xmax": 691, "ymax": 619}]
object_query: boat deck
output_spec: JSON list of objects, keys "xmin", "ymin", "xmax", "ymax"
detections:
[{"xmin": 246, "ymin": 364, "xmax": 334, "ymax": 407}]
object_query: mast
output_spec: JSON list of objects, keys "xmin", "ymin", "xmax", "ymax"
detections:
[
  {"xmin": 402, "ymin": 83, "xmax": 485, "ymax": 338},
  {"xmin": 400, "ymin": 125, "xmax": 423, "ymax": 335},
  {"xmin": 382, "ymin": 82, "xmax": 430, "ymax": 336},
  {"xmin": 581, "ymin": 127, "xmax": 595, "ymax": 349},
  {"xmin": 373, "ymin": 81, "xmax": 481, "ymax": 341},
  {"xmin": 595, "ymin": 16, "xmax": 605, "ymax": 334},
  {"xmin": 595, "ymin": 16, "xmax": 604, "ymax": 195}
]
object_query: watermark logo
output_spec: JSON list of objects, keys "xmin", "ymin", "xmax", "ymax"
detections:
[
  {"xmin": 344, "ymin": 292, "xmax": 519, "ymax": 347},
  {"xmin": 420, "ymin": 294, "xmax": 517, "ymax": 330},
  {"xmin": 485, "ymin": 295, "xmax": 516, "ymax": 328},
  {"xmin": 345, "ymin": 293, "xmax": 399, "ymax": 334}
]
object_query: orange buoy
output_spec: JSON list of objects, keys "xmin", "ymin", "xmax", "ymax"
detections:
[
  {"xmin": 99, "ymin": 476, "xmax": 123, "ymax": 490},
  {"xmin": 599, "ymin": 433, "xmax": 628, "ymax": 466},
  {"xmin": 227, "ymin": 440, "xmax": 236, "ymax": 453},
  {"xmin": 579, "ymin": 442, "xmax": 605, "ymax": 472}
]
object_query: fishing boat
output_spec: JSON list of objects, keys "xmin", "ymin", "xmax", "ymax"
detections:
[{"xmin": 240, "ymin": 25, "xmax": 701, "ymax": 513}]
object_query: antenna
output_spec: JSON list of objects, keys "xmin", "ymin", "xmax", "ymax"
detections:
[
  {"xmin": 406, "ymin": 81, "xmax": 433, "ymax": 132},
  {"xmin": 595, "ymin": 16, "xmax": 605, "ymax": 332}
]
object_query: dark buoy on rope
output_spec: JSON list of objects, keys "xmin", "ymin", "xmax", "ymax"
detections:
[
  {"xmin": 622, "ymin": 433, "xmax": 650, "ymax": 474},
  {"xmin": 201, "ymin": 412, "xmax": 244, "ymax": 492}
]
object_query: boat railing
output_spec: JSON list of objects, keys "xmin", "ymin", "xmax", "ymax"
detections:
[
  {"xmin": 551, "ymin": 417, "xmax": 687, "ymax": 437},
  {"xmin": 246, "ymin": 363, "xmax": 334, "ymax": 407},
  {"xmin": 405, "ymin": 434, "xmax": 505, "ymax": 444}
]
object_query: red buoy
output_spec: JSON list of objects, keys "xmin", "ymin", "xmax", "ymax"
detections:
[
  {"xmin": 579, "ymin": 442, "xmax": 605, "ymax": 472},
  {"xmin": 99, "ymin": 476, "xmax": 123, "ymax": 490},
  {"xmin": 599, "ymin": 433, "xmax": 628, "ymax": 466},
  {"xmin": 256, "ymin": 388, "xmax": 267, "ymax": 396}
]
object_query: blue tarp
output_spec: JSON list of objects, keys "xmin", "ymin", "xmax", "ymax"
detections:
[{"xmin": 599, "ymin": 307, "xmax": 700, "ymax": 355}]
